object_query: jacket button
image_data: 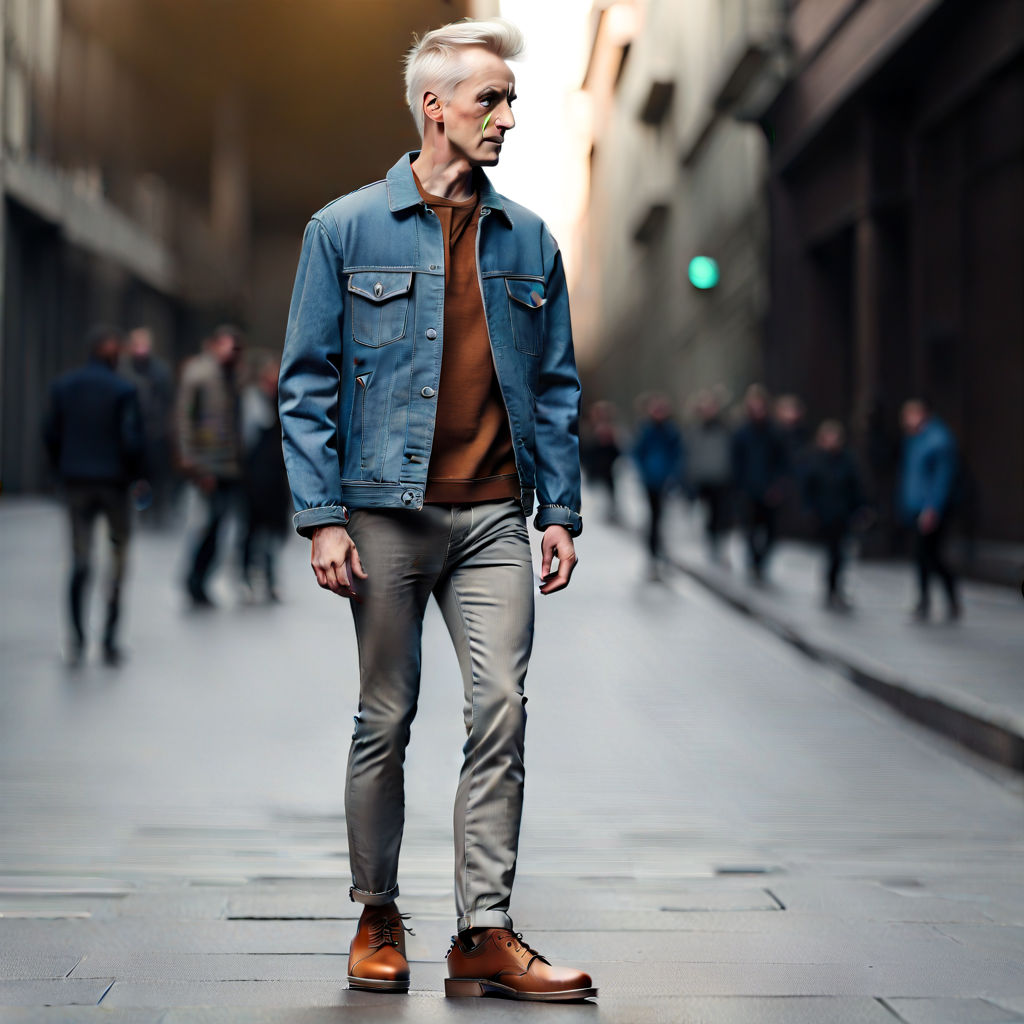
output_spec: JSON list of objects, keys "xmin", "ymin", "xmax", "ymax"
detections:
[
  {"xmin": 429, "ymin": 264, "xmax": 438, "ymax": 271},
  {"xmin": 425, "ymin": 328, "xmax": 437, "ymax": 340},
  {"xmin": 401, "ymin": 490, "xmax": 415, "ymax": 505},
  {"xmin": 421, "ymin": 386, "xmax": 435, "ymax": 398}
]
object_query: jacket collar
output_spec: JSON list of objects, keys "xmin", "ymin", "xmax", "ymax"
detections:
[{"xmin": 385, "ymin": 151, "xmax": 512, "ymax": 226}]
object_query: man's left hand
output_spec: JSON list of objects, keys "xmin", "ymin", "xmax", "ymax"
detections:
[{"xmin": 539, "ymin": 525, "xmax": 578, "ymax": 595}]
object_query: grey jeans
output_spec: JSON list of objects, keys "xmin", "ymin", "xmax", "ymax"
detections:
[{"xmin": 344, "ymin": 498, "xmax": 535, "ymax": 932}]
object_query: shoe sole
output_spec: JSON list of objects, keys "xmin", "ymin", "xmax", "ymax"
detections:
[
  {"xmin": 445, "ymin": 978, "xmax": 597, "ymax": 1001},
  {"xmin": 347, "ymin": 975, "xmax": 409, "ymax": 993}
]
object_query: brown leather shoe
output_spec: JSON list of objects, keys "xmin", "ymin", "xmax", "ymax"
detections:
[
  {"xmin": 445, "ymin": 928, "xmax": 597, "ymax": 1002},
  {"xmin": 347, "ymin": 903, "xmax": 411, "ymax": 992}
]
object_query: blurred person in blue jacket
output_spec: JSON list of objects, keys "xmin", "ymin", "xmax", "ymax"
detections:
[
  {"xmin": 633, "ymin": 393, "xmax": 685, "ymax": 579},
  {"xmin": 802, "ymin": 420, "xmax": 866, "ymax": 611},
  {"xmin": 44, "ymin": 325, "xmax": 145, "ymax": 665},
  {"xmin": 900, "ymin": 398, "xmax": 961, "ymax": 621}
]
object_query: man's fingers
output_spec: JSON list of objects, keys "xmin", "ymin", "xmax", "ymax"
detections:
[
  {"xmin": 349, "ymin": 546, "xmax": 368, "ymax": 581},
  {"xmin": 539, "ymin": 547, "xmax": 577, "ymax": 595}
]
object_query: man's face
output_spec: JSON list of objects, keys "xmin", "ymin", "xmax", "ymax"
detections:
[
  {"xmin": 434, "ymin": 47, "xmax": 516, "ymax": 167},
  {"xmin": 901, "ymin": 402, "xmax": 926, "ymax": 435},
  {"xmin": 211, "ymin": 332, "xmax": 241, "ymax": 367},
  {"xmin": 129, "ymin": 328, "xmax": 152, "ymax": 361}
]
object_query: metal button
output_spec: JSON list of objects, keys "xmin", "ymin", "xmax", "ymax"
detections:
[
  {"xmin": 401, "ymin": 490, "xmax": 415, "ymax": 505},
  {"xmin": 421, "ymin": 386, "xmax": 435, "ymax": 398},
  {"xmin": 429, "ymin": 264, "xmax": 438, "ymax": 271},
  {"xmin": 425, "ymin": 328, "xmax": 437, "ymax": 340},
  {"xmin": 372, "ymin": 281, "xmax": 383, "ymax": 298}
]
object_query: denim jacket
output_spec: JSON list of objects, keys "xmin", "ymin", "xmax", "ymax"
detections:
[{"xmin": 279, "ymin": 152, "xmax": 582, "ymax": 537}]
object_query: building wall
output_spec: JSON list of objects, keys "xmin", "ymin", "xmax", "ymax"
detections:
[
  {"xmin": 574, "ymin": 0, "xmax": 781, "ymax": 416},
  {"xmin": 765, "ymin": 0, "xmax": 1024, "ymax": 542}
]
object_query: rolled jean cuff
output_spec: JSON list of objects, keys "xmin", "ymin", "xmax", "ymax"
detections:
[
  {"xmin": 458, "ymin": 909, "xmax": 514, "ymax": 933},
  {"xmin": 349, "ymin": 884, "xmax": 399, "ymax": 906},
  {"xmin": 292, "ymin": 504, "xmax": 349, "ymax": 537}
]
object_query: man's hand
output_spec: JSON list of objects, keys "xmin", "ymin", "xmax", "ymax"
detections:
[
  {"xmin": 539, "ymin": 525, "xmax": 578, "ymax": 595},
  {"xmin": 311, "ymin": 525, "xmax": 367, "ymax": 601}
]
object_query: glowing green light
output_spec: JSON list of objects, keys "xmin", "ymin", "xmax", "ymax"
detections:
[{"xmin": 688, "ymin": 256, "xmax": 720, "ymax": 290}]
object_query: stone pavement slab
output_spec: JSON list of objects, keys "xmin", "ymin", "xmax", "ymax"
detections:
[{"xmin": 2, "ymin": 497, "xmax": 1023, "ymax": 1019}]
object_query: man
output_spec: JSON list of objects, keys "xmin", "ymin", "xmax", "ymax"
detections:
[
  {"xmin": 731, "ymin": 384, "xmax": 788, "ymax": 583},
  {"xmin": 279, "ymin": 17, "xmax": 594, "ymax": 1002},
  {"xmin": 802, "ymin": 420, "xmax": 865, "ymax": 610},
  {"xmin": 120, "ymin": 326, "xmax": 175, "ymax": 525},
  {"xmin": 900, "ymin": 398, "xmax": 961, "ymax": 621},
  {"xmin": 176, "ymin": 325, "xmax": 244, "ymax": 606},
  {"xmin": 44, "ymin": 325, "xmax": 144, "ymax": 665},
  {"xmin": 632, "ymin": 392, "xmax": 685, "ymax": 580},
  {"xmin": 686, "ymin": 389, "xmax": 733, "ymax": 564}
]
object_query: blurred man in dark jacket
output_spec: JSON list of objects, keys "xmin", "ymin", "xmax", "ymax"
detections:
[
  {"xmin": 686, "ymin": 389, "xmax": 733, "ymax": 564},
  {"xmin": 731, "ymin": 384, "xmax": 788, "ymax": 583},
  {"xmin": 120, "ymin": 326, "xmax": 175, "ymax": 526},
  {"xmin": 900, "ymin": 398, "xmax": 961, "ymax": 621},
  {"xmin": 44, "ymin": 325, "xmax": 144, "ymax": 664},
  {"xmin": 802, "ymin": 420, "xmax": 865, "ymax": 610}
]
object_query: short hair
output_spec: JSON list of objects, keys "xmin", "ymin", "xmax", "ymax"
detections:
[
  {"xmin": 85, "ymin": 323, "xmax": 124, "ymax": 356},
  {"xmin": 404, "ymin": 18, "xmax": 524, "ymax": 135}
]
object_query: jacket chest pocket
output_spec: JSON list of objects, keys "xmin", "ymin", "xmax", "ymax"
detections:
[
  {"xmin": 348, "ymin": 271, "xmax": 413, "ymax": 347},
  {"xmin": 505, "ymin": 277, "xmax": 546, "ymax": 357}
]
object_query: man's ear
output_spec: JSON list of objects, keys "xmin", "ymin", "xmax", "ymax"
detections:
[{"xmin": 422, "ymin": 92, "xmax": 444, "ymax": 125}]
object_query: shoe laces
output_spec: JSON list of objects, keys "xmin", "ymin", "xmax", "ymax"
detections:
[{"xmin": 368, "ymin": 912, "xmax": 414, "ymax": 951}]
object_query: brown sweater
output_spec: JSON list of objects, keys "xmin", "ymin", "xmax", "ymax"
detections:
[{"xmin": 415, "ymin": 173, "xmax": 519, "ymax": 504}]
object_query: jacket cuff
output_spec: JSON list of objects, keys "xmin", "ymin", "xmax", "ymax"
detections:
[
  {"xmin": 293, "ymin": 504, "xmax": 350, "ymax": 538},
  {"xmin": 533, "ymin": 504, "xmax": 582, "ymax": 537}
]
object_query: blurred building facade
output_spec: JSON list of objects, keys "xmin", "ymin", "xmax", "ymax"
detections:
[
  {"xmin": 574, "ymin": 0, "xmax": 1023, "ymax": 547},
  {"xmin": 0, "ymin": 0, "xmax": 475, "ymax": 494}
]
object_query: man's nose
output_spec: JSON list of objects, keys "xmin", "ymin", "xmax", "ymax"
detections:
[{"xmin": 496, "ymin": 103, "xmax": 515, "ymax": 131}]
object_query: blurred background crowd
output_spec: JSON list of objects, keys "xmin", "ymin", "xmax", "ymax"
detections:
[{"xmin": 0, "ymin": 0, "xmax": 1020, "ymax": 654}]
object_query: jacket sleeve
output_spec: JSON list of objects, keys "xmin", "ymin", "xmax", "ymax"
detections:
[
  {"xmin": 278, "ymin": 217, "xmax": 350, "ymax": 537},
  {"xmin": 532, "ymin": 238, "xmax": 583, "ymax": 537},
  {"xmin": 925, "ymin": 430, "xmax": 957, "ymax": 514},
  {"xmin": 120, "ymin": 387, "xmax": 146, "ymax": 479}
]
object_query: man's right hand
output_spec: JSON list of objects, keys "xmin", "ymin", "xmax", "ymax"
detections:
[{"xmin": 311, "ymin": 525, "xmax": 367, "ymax": 601}]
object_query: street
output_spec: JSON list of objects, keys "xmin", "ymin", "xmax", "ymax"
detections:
[{"xmin": 1, "ymin": 495, "xmax": 1023, "ymax": 1022}]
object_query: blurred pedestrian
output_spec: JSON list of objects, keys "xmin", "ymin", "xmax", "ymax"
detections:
[
  {"xmin": 686, "ymin": 389, "xmax": 733, "ymax": 563},
  {"xmin": 278, "ymin": 17, "xmax": 592, "ymax": 1002},
  {"xmin": 900, "ymin": 398, "xmax": 961, "ymax": 621},
  {"xmin": 119, "ymin": 326, "xmax": 175, "ymax": 526},
  {"xmin": 633, "ymin": 393, "xmax": 685, "ymax": 579},
  {"xmin": 802, "ymin": 420, "xmax": 865, "ymax": 610},
  {"xmin": 43, "ymin": 325, "xmax": 144, "ymax": 665},
  {"xmin": 731, "ymin": 384, "xmax": 788, "ymax": 583},
  {"xmin": 774, "ymin": 393, "xmax": 811, "ymax": 538},
  {"xmin": 240, "ymin": 352, "xmax": 289, "ymax": 603},
  {"xmin": 581, "ymin": 400, "xmax": 622, "ymax": 523},
  {"xmin": 176, "ymin": 325, "xmax": 244, "ymax": 607}
]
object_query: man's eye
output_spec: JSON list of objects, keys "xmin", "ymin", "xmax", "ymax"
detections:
[{"xmin": 480, "ymin": 95, "xmax": 494, "ymax": 107}]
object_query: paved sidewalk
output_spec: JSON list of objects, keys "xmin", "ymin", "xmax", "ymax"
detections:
[
  {"xmin": 612, "ymin": 475, "xmax": 1024, "ymax": 773},
  {"xmin": 1, "ymin": 495, "xmax": 1023, "ymax": 1021}
]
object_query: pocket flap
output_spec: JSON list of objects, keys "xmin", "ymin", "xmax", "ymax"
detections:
[
  {"xmin": 349, "ymin": 271, "xmax": 414, "ymax": 303},
  {"xmin": 505, "ymin": 277, "xmax": 546, "ymax": 309}
]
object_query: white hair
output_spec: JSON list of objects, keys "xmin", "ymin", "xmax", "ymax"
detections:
[{"xmin": 404, "ymin": 18, "xmax": 524, "ymax": 135}]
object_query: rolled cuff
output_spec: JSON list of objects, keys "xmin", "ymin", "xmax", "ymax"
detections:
[
  {"xmin": 349, "ymin": 884, "xmax": 399, "ymax": 906},
  {"xmin": 458, "ymin": 908, "xmax": 514, "ymax": 933},
  {"xmin": 292, "ymin": 504, "xmax": 350, "ymax": 537},
  {"xmin": 533, "ymin": 504, "xmax": 582, "ymax": 537}
]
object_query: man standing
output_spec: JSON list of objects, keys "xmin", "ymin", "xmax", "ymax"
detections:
[
  {"xmin": 44, "ymin": 325, "xmax": 144, "ymax": 665},
  {"xmin": 120, "ymin": 326, "xmax": 175, "ymax": 526},
  {"xmin": 176, "ymin": 325, "xmax": 244, "ymax": 606},
  {"xmin": 732, "ymin": 384, "xmax": 788, "ymax": 583},
  {"xmin": 279, "ymin": 17, "xmax": 594, "ymax": 1002},
  {"xmin": 900, "ymin": 398, "xmax": 961, "ymax": 621}
]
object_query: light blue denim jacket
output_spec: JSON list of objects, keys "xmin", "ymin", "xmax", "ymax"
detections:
[{"xmin": 279, "ymin": 152, "xmax": 582, "ymax": 537}]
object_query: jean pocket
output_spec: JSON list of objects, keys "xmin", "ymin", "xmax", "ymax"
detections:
[
  {"xmin": 505, "ymin": 277, "xmax": 545, "ymax": 357},
  {"xmin": 348, "ymin": 271, "xmax": 413, "ymax": 347}
]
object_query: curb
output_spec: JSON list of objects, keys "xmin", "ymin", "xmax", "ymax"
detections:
[{"xmin": 672, "ymin": 555, "xmax": 1024, "ymax": 774}]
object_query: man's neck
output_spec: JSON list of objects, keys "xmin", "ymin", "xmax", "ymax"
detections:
[{"xmin": 410, "ymin": 144, "xmax": 476, "ymax": 202}]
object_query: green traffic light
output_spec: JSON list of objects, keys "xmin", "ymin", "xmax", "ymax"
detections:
[{"xmin": 688, "ymin": 256, "xmax": 719, "ymax": 290}]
